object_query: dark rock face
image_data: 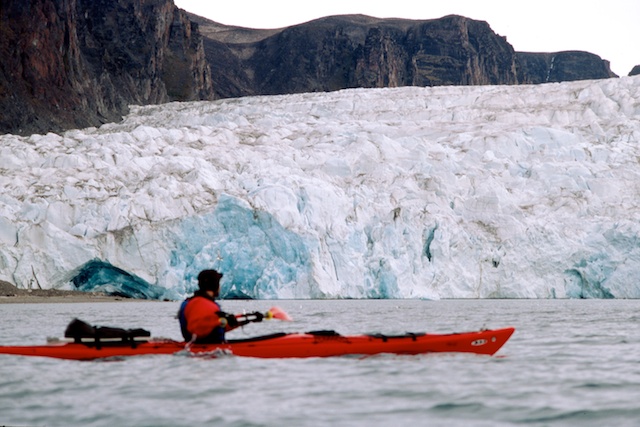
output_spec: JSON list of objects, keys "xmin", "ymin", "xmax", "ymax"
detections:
[
  {"xmin": 630, "ymin": 65, "xmax": 640, "ymax": 76},
  {"xmin": 517, "ymin": 51, "xmax": 617, "ymax": 84},
  {"xmin": 401, "ymin": 16, "xmax": 519, "ymax": 87},
  {"xmin": 205, "ymin": 15, "xmax": 521, "ymax": 97},
  {"xmin": 200, "ymin": 14, "xmax": 616, "ymax": 99},
  {"xmin": 0, "ymin": 0, "xmax": 213, "ymax": 136}
]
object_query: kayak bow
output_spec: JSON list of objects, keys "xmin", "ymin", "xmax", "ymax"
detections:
[{"xmin": 0, "ymin": 327, "xmax": 515, "ymax": 360}]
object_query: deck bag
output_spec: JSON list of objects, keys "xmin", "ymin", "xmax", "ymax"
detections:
[{"xmin": 64, "ymin": 318, "xmax": 150, "ymax": 348}]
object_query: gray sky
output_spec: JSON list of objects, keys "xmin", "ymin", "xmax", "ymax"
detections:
[{"xmin": 174, "ymin": 0, "xmax": 638, "ymax": 76}]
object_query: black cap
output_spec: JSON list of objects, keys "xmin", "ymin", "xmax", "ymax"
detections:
[{"xmin": 197, "ymin": 270, "xmax": 223, "ymax": 292}]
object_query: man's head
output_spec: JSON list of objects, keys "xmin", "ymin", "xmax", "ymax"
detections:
[{"xmin": 198, "ymin": 269, "xmax": 223, "ymax": 296}]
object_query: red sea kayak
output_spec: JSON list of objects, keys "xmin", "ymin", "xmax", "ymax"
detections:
[{"xmin": 0, "ymin": 327, "xmax": 515, "ymax": 360}]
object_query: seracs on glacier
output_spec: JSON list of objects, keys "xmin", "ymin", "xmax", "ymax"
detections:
[{"xmin": 1, "ymin": 76, "xmax": 639, "ymax": 299}]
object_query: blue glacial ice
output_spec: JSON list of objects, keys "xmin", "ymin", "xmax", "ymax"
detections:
[
  {"xmin": 167, "ymin": 195, "xmax": 315, "ymax": 299},
  {"xmin": 71, "ymin": 259, "xmax": 176, "ymax": 300}
]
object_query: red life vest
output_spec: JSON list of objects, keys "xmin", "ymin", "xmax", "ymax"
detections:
[{"xmin": 179, "ymin": 295, "xmax": 226, "ymax": 343}]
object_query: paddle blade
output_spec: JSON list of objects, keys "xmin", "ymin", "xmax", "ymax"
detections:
[{"xmin": 266, "ymin": 306, "xmax": 292, "ymax": 321}]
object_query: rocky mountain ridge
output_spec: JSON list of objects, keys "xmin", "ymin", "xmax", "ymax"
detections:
[
  {"xmin": 0, "ymin": 2, "xmax": 624, "ymax": 136},
  {"xmin": 196, "ymin": 13, "xmax": 618, "ymax": 99}
]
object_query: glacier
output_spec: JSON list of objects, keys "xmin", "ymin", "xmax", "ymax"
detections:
[{"xmin": 1, "ymin": 76, "xmax": 639, "ymax": 299}]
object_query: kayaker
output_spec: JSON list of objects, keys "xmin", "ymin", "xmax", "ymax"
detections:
[{"xmin": 178, "ymin": 269, "xmax": 263, "ymax": 343}]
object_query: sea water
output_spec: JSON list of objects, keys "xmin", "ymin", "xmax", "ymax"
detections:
[{"xmin": 0, "ymin": 299, "xmax": 639, "ymax": 427}]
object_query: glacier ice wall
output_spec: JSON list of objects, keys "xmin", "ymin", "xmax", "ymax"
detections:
[{"xmin": 1, "ymin": 76, "xmax": 640, "ymax": 298}]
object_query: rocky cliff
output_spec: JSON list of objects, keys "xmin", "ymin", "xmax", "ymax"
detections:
[
  {"xmin": 197, "ymin": 14, "xmax": 616, "ymax": 99},
  {"xmin": 516, "ymin": 51, "xmax": 617, "ymax": 83},
  {"xmin": 0, "ymin": 0, "xmax": 213, "ymax": 136},
  {"xmin": 199, "ymin": 14, "xmax": 521, "ymax": 98}
]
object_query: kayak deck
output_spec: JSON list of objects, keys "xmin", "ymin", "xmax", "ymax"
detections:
[{"xmin": 0, "ymin": 327, "xmax": 515, "ymax": 360}]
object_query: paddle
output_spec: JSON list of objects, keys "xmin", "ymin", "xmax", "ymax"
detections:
[
  {"xmin": 234, "ymin": 306, "xmax": 293, "ymax": 325},
  {"xmin": 265, "ymin": 306, "xmax": 293, "ymax": 321},
  {"xmin": 183, "ymin": 307, "xmax": 294, "ymax": 350}
]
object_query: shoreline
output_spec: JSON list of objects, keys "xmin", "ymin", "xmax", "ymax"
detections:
[
  {"xmin": 0, "ymin": 280, "xmax": 146, "ymax": 304},
  {"xmin": 0, "ymin": 294, "xmax": 141, "ymax": 304}
]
